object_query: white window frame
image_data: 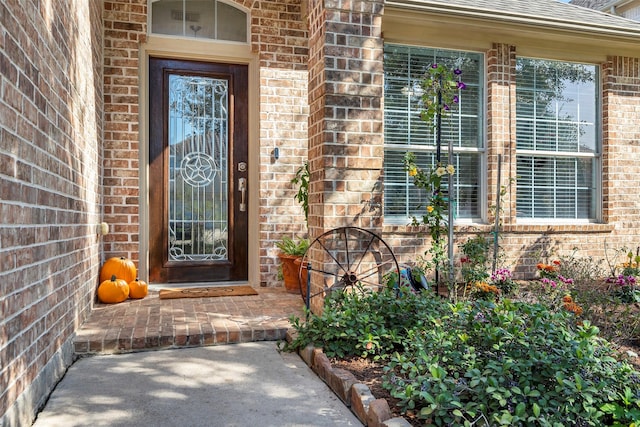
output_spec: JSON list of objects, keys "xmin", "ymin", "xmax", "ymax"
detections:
[
  {"xmin": 383, "ymin": 44, "xmax": 486, "ymax": 225},
  {"xmin": 515, "ymin": 57, "xmax": 601, "ymax": 224}
]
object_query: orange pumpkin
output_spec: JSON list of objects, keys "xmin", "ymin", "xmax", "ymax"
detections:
[
  {"xmin": 97, "ymin": 275, "xmax": 130, "ymax": 304},
  {"xmin": 100, "ymin": 256, "xmax": 137, "ymax": 284},
  {"xmin": 128, "ymin": 277, "xmax": 148, "ymax": 299}
]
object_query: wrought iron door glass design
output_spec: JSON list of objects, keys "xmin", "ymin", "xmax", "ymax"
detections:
[{"xmin": 168, "ymin": 74, "xmax": 229, "ymax": 261}]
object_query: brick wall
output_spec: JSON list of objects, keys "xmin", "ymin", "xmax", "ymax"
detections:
[
  {"xmin": 306, "ymin": 0, "xmax": 385, "ymax": 311},
  {"xmin": 0, "ymin": 1, "xmax": 103, "ymax": 425},
  {"xmin": 307, "ymin": 0, "xmax": 385, "ymax": 241},
  {"xmin": 103, "ymin": 0, "xmax": 147, "ymax": 263},
  {"xmin": 254, "ymin": 0, "xmax": 309, "ymax": 286}
]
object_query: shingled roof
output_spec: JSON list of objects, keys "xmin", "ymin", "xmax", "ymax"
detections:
[
  {"xmin": 569, "ymin": 0, "xmax": 611, "ymax": 9},
  {"xmin": 387, "ymin": 0, "xmax": 640, "ymax": 35}
]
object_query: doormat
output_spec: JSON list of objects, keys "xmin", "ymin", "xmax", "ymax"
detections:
[{"xmin": 159, "ymin": 285, "xmax": 258, "ymax": 300}]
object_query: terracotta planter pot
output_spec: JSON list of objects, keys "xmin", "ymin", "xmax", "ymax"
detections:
[{"xmin": 279, "ymin": 253, "xmax": 302, "ymax": 293}]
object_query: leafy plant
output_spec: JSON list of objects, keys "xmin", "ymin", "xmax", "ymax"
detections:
[
  {"xmin": 460, "ymin": 235, "xmax": 491, "ymax": 285},
  {"xmin": 276, "ymin": 236, "xmax": 309, "ymax": 257},
  {"xmin": 283, "ymin": 242, "xmax": 640, "ymax": 426},
  {"xmin": 607, "ymin": 275, "xmax": 640, "ymax": 303},
  {"xmin": 382, "ymin": 300, "xmax": 640, "ymax": 426},
  {"xmin": 284, "ymin": 283, "xmax": 444, "ymax": 359},
  {"xmin": 536, "ymin": 260, "xmax": 561, "ymax": 279},
  {"xmin": 555, "ymin": 249, "xmax": 606, "ymax": 286},
  {"xmin": 291, "ymin": 161, "xmax": 309, "ymax": 227},
  {"xmin": 470, "ymin": 281, "xmax": 500, "ymax": 301},
  {"xmin": 401, "ymin": 63, "xmax": 466, "ymax": 292},
  {"xmin": 490, "ymin": 268, "xmax": 517, "ymax": 295}
]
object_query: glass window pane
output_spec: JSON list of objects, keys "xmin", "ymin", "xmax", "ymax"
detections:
[
  {"xmin": 384, "ymin": 44, "xmax": 483, "ymax": 221},
  {"xmin": 516, "ymin": 155, "xmax": 596, "ymax": 220},
  {"xmin": 515, "ymin": 58, "xmax": 599, "ymax": 220},
  {"xmin": 151, "ymin": 0, "xmax": 247, "ymax": 42},
  {"xmin": 217, "ymin": 2, "xmax": 247, "ymax": 42},
  {"xmin": 168, "ymin": 74, "xmax": 229, "ymax": 261}
]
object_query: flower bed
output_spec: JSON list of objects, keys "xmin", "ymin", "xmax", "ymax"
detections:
[{"xmin": 284, "ymin": 279, "xmax": 640, "ymax": 426}]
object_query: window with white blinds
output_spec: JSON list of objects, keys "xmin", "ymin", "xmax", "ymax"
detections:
[
  {"xmin": 515, "ymin": 58, "xmax": 599, "ymax": 221},
  {"xmin": 383, "ymin": 45, "xmax": 484, "ymax": 223}
]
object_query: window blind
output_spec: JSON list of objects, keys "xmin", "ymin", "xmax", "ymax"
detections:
[
  {"xmin": 383, "ymin": 44, "xmax": 484, "ymax": 222},
  {"xmin": 515, "ymin": 58, "xmax": 599, "ymax": 220}
]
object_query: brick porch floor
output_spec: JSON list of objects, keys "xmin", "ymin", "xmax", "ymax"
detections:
[{"xmin": 73, "ymin": 286, "xmax": 305, "ymax": 355}]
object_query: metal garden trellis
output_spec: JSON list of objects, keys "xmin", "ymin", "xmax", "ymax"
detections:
[{"xmin": 404, "ymin": 63, "xmax": 465, "ymax": 294}]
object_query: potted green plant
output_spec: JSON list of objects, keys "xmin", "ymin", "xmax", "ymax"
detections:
[
  {"xmin": 277, "ymin": 236, "xmax": 310, "ymax": 293},
  {"xmin": 276, "ymin": 162, "xmax": 311, "ymax": 293}
]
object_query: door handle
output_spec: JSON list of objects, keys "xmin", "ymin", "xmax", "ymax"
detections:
[{"xmin": 238, "ymin": 177, "xmax": 247, "ymax": 212}]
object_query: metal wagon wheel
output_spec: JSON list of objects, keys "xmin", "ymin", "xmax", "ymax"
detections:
[{"xmin": 298, "ymin": 226, "xmax": 400, "ymax": 308}]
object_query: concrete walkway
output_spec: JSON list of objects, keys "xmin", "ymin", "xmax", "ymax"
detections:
[{"xmin": 33, "ymin": 342, "xmax": 362, "ymax": 427}]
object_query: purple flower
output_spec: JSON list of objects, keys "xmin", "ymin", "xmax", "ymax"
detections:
[
  {"xmin": 454, "ymin": 68, "xmax": 462, "ymax": 75},
  {"xmin": 491, "ymin": 268, "xmax": 512, "ymax": 282},
  {"xmin": 443, "ymin": 104, "xmax": 450, "ymax": 111},
  {"xmin": 452, "ymin": 95, "xmax": 459, "ymax": 104},
  {"xmin": 558, "ymin": 275, "xmax": 574, "ymax": 285},
  {"xmin": 457, "ymin": 81, "xmax": 467, "ymax": 90},
  {"xmin": 541, "ymin": 277, "xmax": 557, "ymax": 288},
  {"xmin": 608, "ymin": 274, "xmax": 637, "ymax": 286},
  {"xmin": 432, "ymin": 63, "xmax": 438, "ymax": 69}
]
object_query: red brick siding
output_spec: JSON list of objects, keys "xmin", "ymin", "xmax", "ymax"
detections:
[
  {"xmin": 307, "ymin": 0, "xmax": 385, "ymax": 238},
  {"xmin": 306, "ymin": 0, "xmax": 384, "ymax": 311},
  {"xmin": 254, "ymin": 1, "xmax": 309, "ymax": 286},
  {"xmin": 0, "ymin": 0, "xmax": 103, "ymax": 424},
  {"xmin": 102, "ymin": 0, "xmax": 147, "ymax": 262}
]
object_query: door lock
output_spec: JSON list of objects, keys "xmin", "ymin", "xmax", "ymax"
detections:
[{"xmin": 238, "ymin": 177, "xmax": 247, "ymax": 212}]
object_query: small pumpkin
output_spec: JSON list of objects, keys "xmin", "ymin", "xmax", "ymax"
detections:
[
  {"xmin": 100, "ymin": 256, "xmax": 137, "ymax": 284},
  {"xmin": 128, "ymin": 277, "xmax": 148, "ymax": 299},
  {"xmin": 98, "ymin": 275, "xmax": 130, "ymax": 304}
]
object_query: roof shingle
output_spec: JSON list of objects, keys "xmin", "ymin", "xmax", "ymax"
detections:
[
  {"xmin": 388, "ymin": 0, "xmax": 640, "ymax": 33},
  {"xmin": 569, "ymin": 0, "xmax": 611, "ymax": 8}
]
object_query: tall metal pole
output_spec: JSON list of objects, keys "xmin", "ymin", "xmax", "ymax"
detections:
[
  {"xmin": 492, "ymin": 154, "xmax": 502, "ymax": 273},
  {"xmin": 448, "ymin": 130, "xmax": 454, "ymax": 290},
  {"xmin": 435, "ymin": 78, "xmax": 442, "ymax": 290},
  {"xmin": 436, "ymin": 77, "xmax": 442, "ymax": 162}
]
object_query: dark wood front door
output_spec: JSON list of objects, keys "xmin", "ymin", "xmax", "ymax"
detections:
[{"xmin": 149, "ymin": 58, "xmax": 248, "ymax": 283}]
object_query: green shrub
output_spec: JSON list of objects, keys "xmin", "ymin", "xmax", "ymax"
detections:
[
  {"xmin": 284, "ymin": 278, "xmax": 640, "ymax": 426},
  {"xmin": 382, "ymin": 299, "xmax": 640, "ymax": 426},
  {"xmin": 285, "ymin": 284, "xmax": 446, "ymax": 359},
  {"xmin": 276, "ymin": 236, "xmax": 309, "ymax": 256}
]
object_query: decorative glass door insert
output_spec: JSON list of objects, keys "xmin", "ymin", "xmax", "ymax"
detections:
[
  {"xmin": 168, "ymin": 75, "xmax": 229, "ymax": 262},
  {"xmin": 149, "ymin": 57, "xmax": 248, "ymax": 283}
]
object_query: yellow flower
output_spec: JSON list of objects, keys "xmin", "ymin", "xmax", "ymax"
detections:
[
  {"xmin": 435, "ymin": 167, "xmax": 446, "ymax": 177},
  {"xmin": 446, "ymin": 164, "xmax": 455, "ymax": 175},
  {"xmin": 408, "ymin": 167, "xmax": 417, "ymax": 177},
  {"xmin": 426, "ymin": 205, "xmax": 434, "ymax": 213}
]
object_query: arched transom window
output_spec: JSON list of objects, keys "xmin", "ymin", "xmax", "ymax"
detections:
[{"xmin": 151, "ymin": 0, "xmax": 248, "ymax": 42}]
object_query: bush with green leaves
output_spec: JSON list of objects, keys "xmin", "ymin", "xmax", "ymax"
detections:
[
  {"xmin": 381, "ymin": 299, "xmax": 640, "ymax": 426},
  {"xmin": 459, "ymin": 235, "xmax": 492, "ymax": 285},
  {"xmin": 285, "ymin": 284, "xmax": 446, "ymax": 359},
  {"xmin": 285, "ymin": 284, "xmax": 640, "ymax": 426}
]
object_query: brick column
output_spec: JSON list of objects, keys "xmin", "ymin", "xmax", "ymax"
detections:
[
  {"xmin": 307, "ymin": 0, "xmax": 385, "ymax": 311},
  {"xmin": 602, "ymin": 56, "xmax": 640, "ymax": 229},
  {"xmin": 103, "ymin": 0, "xmax": 148, "ymax": 261},
  {"xmin": 486, "ymin": 43, "xmax": 516, "ymax": 225}
]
